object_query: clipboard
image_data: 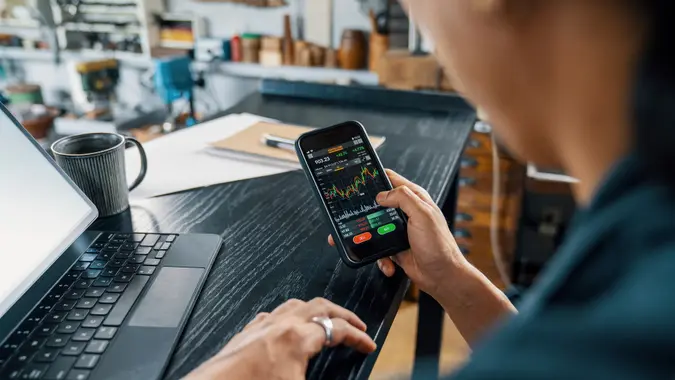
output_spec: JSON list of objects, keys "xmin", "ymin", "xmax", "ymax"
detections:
[{"xmin": 209, "ymin": 121, "xmax": 386, "ymax": 163}]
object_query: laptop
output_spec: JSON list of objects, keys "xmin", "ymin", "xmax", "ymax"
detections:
[{"xmin": 0, "ymin": 103, "xmax": 223, "ymax": 380}]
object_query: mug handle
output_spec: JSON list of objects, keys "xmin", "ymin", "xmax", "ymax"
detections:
[{"xmin": 124, "ymin": 137, "xmax": 147, "ymax": 192}]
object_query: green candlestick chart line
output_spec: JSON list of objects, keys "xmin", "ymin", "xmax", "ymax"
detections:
[{"xmin": 324, "ymin": 167, "xmax": 380, "ymax": 200}]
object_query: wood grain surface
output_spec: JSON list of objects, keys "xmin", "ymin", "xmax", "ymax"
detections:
[{"xmin": 91, "ymin": 93, "xmax": 475, "ymax": 379}]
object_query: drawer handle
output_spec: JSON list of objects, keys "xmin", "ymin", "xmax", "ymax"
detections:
[
  {"xmin": 459, "ymin": 246, "xmax": 470, "ymax": 255},
  {"xmin": 455, "ymin": 213, "xmax": 474, "ymax": 222},
  {"xmin": 455, "ymin": 229, "xmax": 472, "ymax": 239},
  {"xmin": 459, "ymin": 177, "xmax": 476, "ymax": 187},
  {"xmin": 460, "ymin": 157, "xmax": 478, "ymax": 168}
]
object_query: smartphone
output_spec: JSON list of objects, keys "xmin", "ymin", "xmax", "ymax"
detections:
[{"xmin": 296, "ymin": 121, "xmax": 410, "ymax": 267}]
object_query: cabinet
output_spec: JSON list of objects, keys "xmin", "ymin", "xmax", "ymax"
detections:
[
  {"xmin": 455, "ymin": 128, "xmax": 524, "ymax": 289},
  {"xmin": 49, "ymin": 0, "xmax": 164, "ymax": 58}
]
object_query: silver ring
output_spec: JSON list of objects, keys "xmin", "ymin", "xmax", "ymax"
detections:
[{"xmin": 310, "ymin": 316, "xmax": 333, "ymax": 346}]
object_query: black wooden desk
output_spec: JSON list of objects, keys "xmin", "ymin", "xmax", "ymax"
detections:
[{"xmin": 91, "ymin": 81, "xmax": 475, "ymax": 379}]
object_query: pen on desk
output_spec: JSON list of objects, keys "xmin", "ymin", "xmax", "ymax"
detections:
[{"xmin": 262, "ymin": 134, "xmax": 296, "ymax": 152}]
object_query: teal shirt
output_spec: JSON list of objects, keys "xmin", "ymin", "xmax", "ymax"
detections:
[{"xmin": 454, "ymin": 155, "xmax": 675, "ymax": 379}]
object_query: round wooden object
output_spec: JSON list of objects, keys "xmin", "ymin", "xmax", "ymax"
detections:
[{"xmin": 338, "ymin": 30, "xmax": 367, "ymax": 70}]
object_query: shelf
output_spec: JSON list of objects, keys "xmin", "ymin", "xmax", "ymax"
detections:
[
  {"xmin": 158, "ymin": 41, "xmax": 195, "ymax": 50},
  {"xmin": 0, "ymin": 49, "xmax": 54, "ymax": 61},
  {"xmin": 63, "ymin": 22, "xmax": 141, "ymax": 35},
  {"xmin": 201, "ymin": 62, "xmax": 379, "ymax": 85},
  {"xmin": 0, "ymin": 48, "xmax": 379, "ymax": 85},
  {"xmin": 0, "ymin": 47, "xmax": 150, "ymax": 68},
  {"xmin": 0, "ymin": 19, "xmax": 40, "ymax": 29},
  {"xmin": 79, "ymin": 4, "xmax": 138, "ymax": 15},
  {"xmin": 80, "ymin": 0, "xmax": 139, "ymax": 5}
]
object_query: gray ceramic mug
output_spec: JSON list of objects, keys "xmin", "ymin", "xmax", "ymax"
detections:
[{"xmin": 51, "ymin": 133, "xmax": 148, "ymax": 217}]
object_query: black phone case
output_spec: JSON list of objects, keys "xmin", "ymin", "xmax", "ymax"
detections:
[{"xmin": 295, "ymin": 120, "xmax": 408, "ymax": 268}]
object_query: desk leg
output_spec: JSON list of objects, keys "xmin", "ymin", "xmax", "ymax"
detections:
[{"xmin": 412, "ymin": 174, "xmax": 459, "ymax": 379}]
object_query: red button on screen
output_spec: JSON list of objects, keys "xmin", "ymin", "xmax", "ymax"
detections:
[{"xmin": 353, "ymin": 232, "xmax": 372, "ymax": 244}]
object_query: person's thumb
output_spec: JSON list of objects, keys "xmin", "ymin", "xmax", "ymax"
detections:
[{"xmin": 376, "ymin": 185, "xmax": 430, "ymax": 220}]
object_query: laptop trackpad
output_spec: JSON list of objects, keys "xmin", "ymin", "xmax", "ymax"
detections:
[{"xmin": 128, "ymin": 267, "xmax": 204, "ymax": 328}]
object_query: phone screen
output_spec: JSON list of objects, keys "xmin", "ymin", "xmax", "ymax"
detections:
[{"xmin": 299, "ymin": 122, "xmax": 409, "ymax": 263}]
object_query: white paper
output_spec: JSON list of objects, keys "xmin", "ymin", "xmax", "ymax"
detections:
[{"xmin": 125, "ymin": 113, "xmax": 300, "ymax": 200}]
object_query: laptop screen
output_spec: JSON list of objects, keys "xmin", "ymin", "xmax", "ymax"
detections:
[{"xmin": 0, "ymin": 105, "xmax": 97, "ymax": 319}]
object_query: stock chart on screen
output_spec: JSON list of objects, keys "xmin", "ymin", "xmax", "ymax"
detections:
[{"xmin": 308, "ymin": 136, "xmax": 402, "ymax": 243}]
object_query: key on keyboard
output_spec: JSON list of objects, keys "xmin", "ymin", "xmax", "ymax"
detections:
[
  {"xmin": 66, "ymin": 310, "xmax": 88, "ymax": 321},
  {"xmin": 88, "ymin": 261, "xmax": 106, "ymax": 270},
  {"xmin": 81, "ymin": 317, "xmax": 103, "ymax": 329},
  {"xmin": 56, "ymin": 322, "xmax": 79, "ymax": 334},
  {"xmin": 64, "ymin": 290, "xmax": 85, "ymax": 300},
  {"xmin": 84, "ymin": 289, "xmax": 103, "ymax": 298},
  {"xmin": 139, "ymin": 234, "xmax": 160, "ymax": 247},
  {"xmin": 43, "ymin": 356, "xmax": 76, "ymax": 379},
  {"xmin": 90, "ymin": 305, "xmax": 112, "ymax": 316},
  {"xmin": 67, "ymin": 369, "xmax": 90, "ymax": 379},
  {"xmin": 74, "ymin": 354, "xmax": 99, "ymax": 369},
  {"xmin": 99, "ymin": 294, "xmax": 119, "ymax": 304},
  {"xmin": 135, "ymin": 246, "xmax": 152, "ymax": 255},
  {"xmin": 71, "ymin": 329, "xmax": 95, "ymax": 342},
  {"xmin": 62, "ymin": 342, "xmax": 85, "ymax": 356},
  {"xmin": 33, "ymin": 348, "xmax": 59, "ymax": 363},
  {"xmin": 83, "ymin": 341, "xmax": 108, "ymax": 355}
]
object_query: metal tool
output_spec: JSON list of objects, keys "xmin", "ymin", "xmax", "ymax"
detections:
[
  {"xmin": 262, "ymin": 133, "xmax": 295, "ymax": 152},
  {"xmin": 74, "ymin": 58, "xmax": 120, "ymax": 118},
  {"xmin": 153, "ymin": 55, "xmax": 197, "ymax": 131}
]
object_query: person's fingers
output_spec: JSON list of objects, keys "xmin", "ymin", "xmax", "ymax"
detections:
[
  {"xmin": 385, "ymin": 169, "xmax": 435, "ymax": 206},
  {"xmin": 328, "ymin": 234, "xmax": 335, "ymax": 247},
  {"xmin": 272, "ymin": 298, "xmax": 366, "ymax": 332},
  {"xmin": 328, "ymin": 318, "xmax": 376, "ymax": 352},
  {"xmin": 377, "ymin": 258, "xmax": 396, "ymax": 277},
  {"xmin": 303, "ymin": 318, "xmax": 376, "ymax": 356},
  {"xmin": 291, "ymin": 298, "xmax": 367, "ymax": 331},
  {"xmin": 243, "ymin": 312, "xmax": 270, "ymax": 331},
  {"xmin": 271, "ymin": 299, "xmax": 306, "ymax": 316},
  {"xmin": 376, "ymin": 185, "xmax": 433, "ymax": 220}
]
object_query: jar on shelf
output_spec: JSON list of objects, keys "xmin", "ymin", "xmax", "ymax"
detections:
[{"xmin": 241, "ymin": 33, "xmax": 261, "ymax": 63}]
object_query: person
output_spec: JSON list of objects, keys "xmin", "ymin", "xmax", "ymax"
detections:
[{"xmin": 187, "ymin": 0, "xmax": 675, "ymax": 378}]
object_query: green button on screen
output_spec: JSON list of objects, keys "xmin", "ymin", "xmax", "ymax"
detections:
[{"xmin": 377, "ymin": 223, "xmax": 396, "ymax": 236}]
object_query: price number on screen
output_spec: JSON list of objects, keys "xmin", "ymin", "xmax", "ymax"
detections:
[{"xmin": 315, "ymin": 156, "xmax": 331, "ymax": 165}]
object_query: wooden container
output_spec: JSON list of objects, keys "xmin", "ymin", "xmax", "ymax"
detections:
[
  {"xmin": 298, "ymin": 47, "xmax": 312, "ymax": 66},
  {"xmin": 22, "ymin": 107, "xmax": 58, "ymax": 139},
  {"xmin": 369, "ymin": 33, "xmax": 389, "ymax": 72},
  {"xmin": 260, "ymin": 50, "xmax": 283, "ymax": 66},
  {"xmin": 338, "ymin": 29, "xmax": 367, "ymax": 70},
  {"xmin": 310, "ymin": 45, "xmax": 326, "ymax": 67},
  {"xmin": 241, "ymin": 34, "xmax": 261, "ymax": 63},
  {"xmin": 282, "ymin": 14, "xmax": 294, "ymax": 65},
  {"xmin": 375, "ymin": 50, "xmax": 454, "ymax": 91},
  {"xmin": 325, "ymin": 48, "xmax": 338, "ymax": 68},
  {"xmin": 294, "ymin": 40, "xmax": 309, "ymax": 66},
  {"xmin": 261, "ymin": 36, "xmax": 282, "ymax": 51}
]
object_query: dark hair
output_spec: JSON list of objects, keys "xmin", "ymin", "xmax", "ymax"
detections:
[{"xmin": 633, "ymin": 1, "xmax": 675, "ymax": 185}]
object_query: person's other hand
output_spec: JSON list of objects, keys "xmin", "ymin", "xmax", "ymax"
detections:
[
  {"xmin": 328, "ymin": 169, "xmax": 468, "ymax": 298},
  {"xmin": 185, "ymin": 298, "xmax": 376, "ymax": 380}
]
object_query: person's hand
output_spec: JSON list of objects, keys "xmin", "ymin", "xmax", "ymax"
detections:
[
  {"xmin": 328, "ymin": 169, "xmax": 468, "ymax": 298},
  {"xmin": 185, "ymin": 298, "xmax": 376, "ymax": 380}
]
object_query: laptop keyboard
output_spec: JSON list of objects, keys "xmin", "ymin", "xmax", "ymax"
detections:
[{"xmin": 0, "ymin": 232, "xmax": 177, "ymax": 379}]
